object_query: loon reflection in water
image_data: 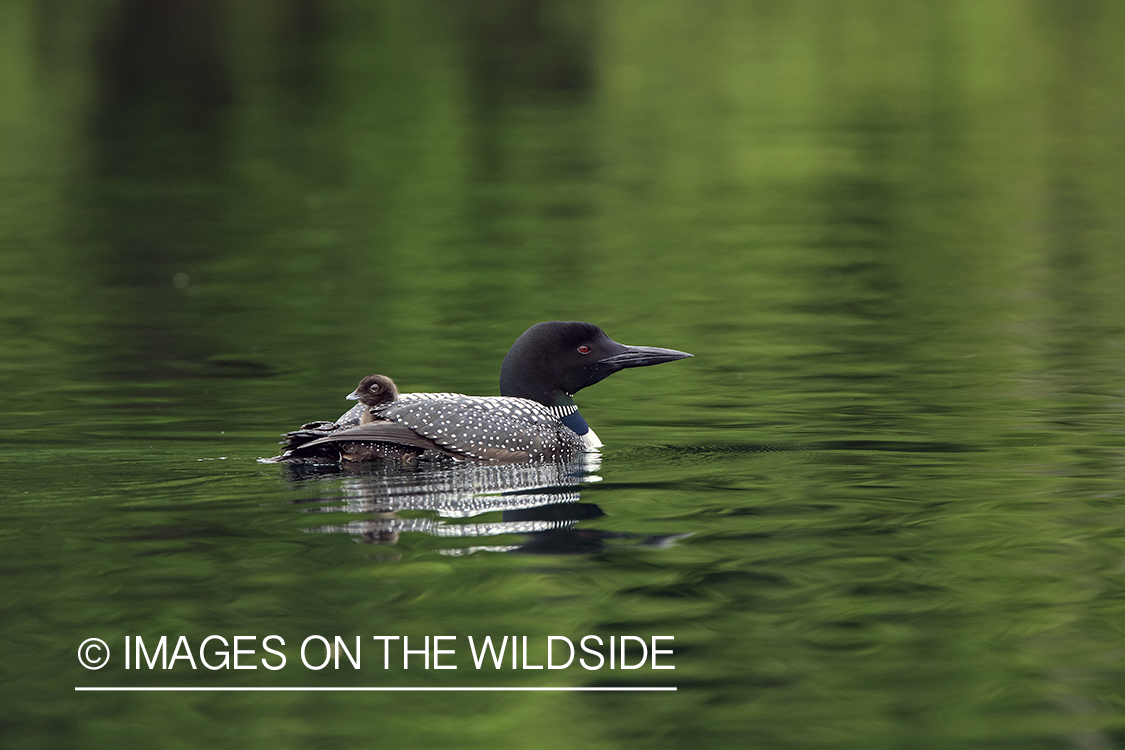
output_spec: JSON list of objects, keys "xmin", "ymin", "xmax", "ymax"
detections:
[{"xmin": 286, "ymin": 456, "xmax": 688, "ymax": 556}]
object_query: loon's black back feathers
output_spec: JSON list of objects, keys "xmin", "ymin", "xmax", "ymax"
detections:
[
  {"xmin": 267, "ymin": 321, "xmax": 691, "ymax": 465},
  {"xmin": 288, "ymin": 394, "xmax": 582, "ymax": 462}
]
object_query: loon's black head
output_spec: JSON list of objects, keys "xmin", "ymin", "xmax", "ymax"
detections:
[
  {"xmin": 346, "ymin": 374, "xmax": 399, "ymax": 408},
  {"xmin": 499, "ymin": 321, "xmax": 692, "ymax": 406}
]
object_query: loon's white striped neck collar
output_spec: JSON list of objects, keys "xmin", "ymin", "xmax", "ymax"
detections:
[
  {"xmin": 548, "ymin": 403, "xmax": 587, "ymax": 435},
  {"xmin": 546, "ymin": 404, "xmax": 579, "ymax": 419}
]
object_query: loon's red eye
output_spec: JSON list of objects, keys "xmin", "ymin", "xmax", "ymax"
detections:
[{"xmin": 577, "ymin": 345, "xmax": 591, "ymax": 355}]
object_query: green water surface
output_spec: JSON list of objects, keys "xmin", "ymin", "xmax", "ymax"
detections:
[{"xmin": 2, "ymin": 2, "xmax": 1124, "ymax": 748}]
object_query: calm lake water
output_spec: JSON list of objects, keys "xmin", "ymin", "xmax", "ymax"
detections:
[{"xmin": 3, "ymin": 2, "xmax": 1124, "ymax": 748}]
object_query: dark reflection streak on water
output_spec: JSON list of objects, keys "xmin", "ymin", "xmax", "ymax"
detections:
[
  {"xmin": 1034, "ymin": 19, "xmax": 1123, "ymax": 749},
  {"xmin": 274, "ymin": 0, "xmax": 330, "ymax": 121},
  {"xmin": 273, "ymin": 455, "xmax": 686, "ymax": 556},
  {"xmin": 84, "ymin": 0, "xmax": 233, "ymax": 382},
  {"xmin": 458, "ymin": 0, "xmax": 593, "ymax": 97},
  {"xmin": 451, "ymin": 0, "xmax": 598, "ymax": 330}
]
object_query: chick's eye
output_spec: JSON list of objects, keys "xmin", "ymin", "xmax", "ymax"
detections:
[
  {"xmin": 577, "ymin": 345, "xmax": 591, "ymax": 355},
  {"xmin": 369, "ymin": 384, "xmax": 381, "ymax": 392}
]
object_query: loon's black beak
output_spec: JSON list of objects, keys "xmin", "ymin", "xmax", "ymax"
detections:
[
  {"xmin": 345, "ymin": 389, "xmax": 362, "ymax": 401},
  {"xmin": 599, "ymin": 345, "xmax": 693, "ymax": 370}
]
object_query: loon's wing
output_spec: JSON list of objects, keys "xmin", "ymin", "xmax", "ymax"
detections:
[
  {"xmin": 367, "ymin": 395, "xmax": 582, "ymax": 462},
  {"xmin": 300, "ymin": 422, "xmax": 449, "ymax": 454}
]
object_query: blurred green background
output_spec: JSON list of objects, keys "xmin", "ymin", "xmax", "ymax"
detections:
[{"xmin": 1, "ymin": 1, "xmax": 1124, "ymax": 748}]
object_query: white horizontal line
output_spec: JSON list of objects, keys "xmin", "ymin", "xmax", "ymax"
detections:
[{"xmin": 75, "ymin": 686, "xmax": 676, "ymax": 692}]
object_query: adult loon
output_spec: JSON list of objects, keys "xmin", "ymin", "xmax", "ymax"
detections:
[{"xmin": 268, "ymin": 321, "xmax": 691, "ymax": 463}]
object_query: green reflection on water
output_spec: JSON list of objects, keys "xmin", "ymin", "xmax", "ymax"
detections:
[{"xmin": 1, "ymin": 1, "xmax": 1124, "ymax": 748}]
